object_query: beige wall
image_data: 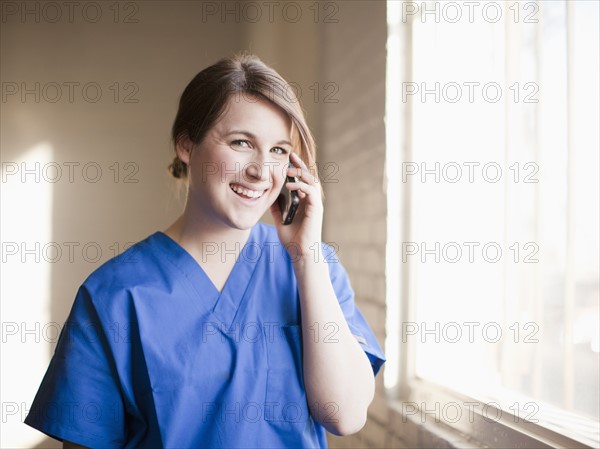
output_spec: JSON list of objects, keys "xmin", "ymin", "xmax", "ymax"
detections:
[
  {"xmin": 1, "ymin": 3, "xmax": 242, "ymax": 447},
  {"xmin": 1, "ymin": 1, "xmax": 387, "ymax": 448}
]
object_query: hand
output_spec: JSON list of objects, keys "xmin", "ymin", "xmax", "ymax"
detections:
[{"xmin": 269, "ymin": 152, "xmax": 324, "ymax": 261}]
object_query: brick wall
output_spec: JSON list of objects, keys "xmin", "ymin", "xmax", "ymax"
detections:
[{"xmin": 317, "ymin": 2, "xmax": 389, "ymax": 447}]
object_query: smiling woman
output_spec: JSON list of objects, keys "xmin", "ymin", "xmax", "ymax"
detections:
[
  {"xmin": 24, "ymin": 53, "xmax": 386, "ymax": 449},
  {"xmin": 168, "ymin": 54, "xmax": 317, "ymax": 184},
  {"xmin": 171, "ymin": 94, "xmax": 293, "ymax": 234}
]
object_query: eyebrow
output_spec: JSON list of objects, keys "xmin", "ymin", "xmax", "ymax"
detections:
[{"xmin": 225, "ymin": 130, "xmax": 292, "ymax": 147}]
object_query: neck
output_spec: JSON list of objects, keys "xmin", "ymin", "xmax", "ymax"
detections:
[{"xmin": 164, "ymin": 206, "xmax": 252, "ymax": 260}]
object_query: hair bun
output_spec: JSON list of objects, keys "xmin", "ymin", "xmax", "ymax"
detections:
[{"xmin": 168, "ymin": 157, "xmax": 187, "ymax": 179}]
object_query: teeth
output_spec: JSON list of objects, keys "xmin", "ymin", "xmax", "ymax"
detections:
[{"xmin": 230, "ymin": 184, "xmax": 264, "ymax": 199}]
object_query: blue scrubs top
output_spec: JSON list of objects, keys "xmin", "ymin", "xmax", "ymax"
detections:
[{"xmin": 25, "ymin": 222, "xmax": 385, "ymax": 448}]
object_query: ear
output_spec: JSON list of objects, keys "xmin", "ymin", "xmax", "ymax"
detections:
[{"xmin": 175, "ymin": 135, "xmax": 195, "ymax": 165}]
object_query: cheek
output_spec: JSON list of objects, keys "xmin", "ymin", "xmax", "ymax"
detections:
[
  {"xmin": 271, "ymin": 164, "xmax": 287, "ymax": 189},
  {"xmin": 219, "ymin": 153, "xmax": 245, "ymax": 177}
]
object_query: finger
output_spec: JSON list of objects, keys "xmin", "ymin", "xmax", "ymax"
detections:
[
  {"xmin": 287, "ymin": 166, "xmax": 305, "ymax": 178},
  {"xmin": 289, "ymin": 155, "xmax": 318, "ymax": 185},
  {"xmin": 289, "ymin": 152, "xmax": 308, "ymax": 172},
  {"xmin": 286, "ymin": 179, "xmax": 316, "ymax": 197}
]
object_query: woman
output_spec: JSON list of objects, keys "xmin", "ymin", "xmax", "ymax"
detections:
[{"xmin": 25, "ymin": 53, "xmax": 385, "ymax": 449}]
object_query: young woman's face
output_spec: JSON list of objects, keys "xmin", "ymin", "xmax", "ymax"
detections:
[{"xmin": 182, "ymin": 94, "xmax": 293, "ymax": 230}]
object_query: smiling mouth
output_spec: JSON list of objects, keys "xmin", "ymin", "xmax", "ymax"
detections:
[{"xmin": 229, "ymin": 183, "xmax": 267, "ymax": 200}]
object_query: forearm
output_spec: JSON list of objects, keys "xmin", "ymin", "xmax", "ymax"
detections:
[{"xmin": 294, "ymin": 249, "xmax": 375, "ymax": 436}]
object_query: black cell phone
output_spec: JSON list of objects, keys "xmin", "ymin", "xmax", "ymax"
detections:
[{"xmin": 278, "ymin": 162, "xmax": 300, "ymax": 225}]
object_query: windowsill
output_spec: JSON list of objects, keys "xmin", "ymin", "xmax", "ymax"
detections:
[
  {"xmin": 387, "ymin": 404, "xmax": 484, "ymax": 449},
  {"xmin": 386, "ymin": 379, "xmax": 598, "ymax": 449}
]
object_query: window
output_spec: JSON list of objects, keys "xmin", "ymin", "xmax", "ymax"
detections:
[{"xmin": 386, "ymin": 1, "xmax": 599, "ymax": 447}]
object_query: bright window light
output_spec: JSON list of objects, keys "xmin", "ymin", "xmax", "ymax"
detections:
[
  {"xmin": 1, "ymin": 143, "xmax": 55, "ymax": 448},
  {"xmin": 387, "ymin": 0, "xmax": 599, "ymax": 446}
]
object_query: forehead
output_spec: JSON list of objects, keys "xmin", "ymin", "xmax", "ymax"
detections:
[{"xmin": 213, "ymin": 95, "xmax": 292, "ymax": 138}]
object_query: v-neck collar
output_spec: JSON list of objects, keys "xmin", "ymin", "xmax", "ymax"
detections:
[{"xmin": 149, "ymin": 224, "xmax": 262, "ymax": 328}]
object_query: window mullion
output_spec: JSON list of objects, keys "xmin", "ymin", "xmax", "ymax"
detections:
[{"xmin": 563, "ymin": 0, "xmax": 575, "ymax": 413}]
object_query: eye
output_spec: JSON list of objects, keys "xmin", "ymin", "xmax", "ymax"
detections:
[
  {"xmin": 231, "ymin": 139, "xmax": 252, "ymax": 148},
  {"xmin": 271, "ymin": 147, "xmax": 289, "ymax": 155}
]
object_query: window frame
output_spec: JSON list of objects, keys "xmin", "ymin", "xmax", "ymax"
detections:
[{"xmin": 385, "ymin": 2, "xmax": 599, "ymax": 448}]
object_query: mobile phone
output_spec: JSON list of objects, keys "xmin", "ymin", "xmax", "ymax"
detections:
[{"xmin": 278, "ymin": 162, "xmax": 300, "ymax": 225}]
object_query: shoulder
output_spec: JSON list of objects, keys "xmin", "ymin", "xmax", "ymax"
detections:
[
  {"xmin": 80, "ymin": 232, "xmax": 166, "ymax": 300},
  {"xmin": 255, "ymin": 222, "xmax": 345, "ymax": 276},
  {"xmin": 252, "ymin": 222, "xmax": 288, "ymax": 261},
  {"xmin": 254, "ymin": 221, "xmax": 279, "ymax": 243}
]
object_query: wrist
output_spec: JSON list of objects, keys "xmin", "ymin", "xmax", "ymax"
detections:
[
  {"xmin": 285, "ymin": 240, "xmax": 322, "ymax": 263},
  {"xmin": 292, "ymin": 250, "xmax": 329, "ymax": 277}
]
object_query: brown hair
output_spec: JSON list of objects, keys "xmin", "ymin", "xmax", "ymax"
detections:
[{"xmin": 169, "ymin": 52, "xmax": 319, "ymax": 189}]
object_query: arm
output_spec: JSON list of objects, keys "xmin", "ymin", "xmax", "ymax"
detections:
[
  {"xmin": 295, "ymin": 250, "xmax": 375, "ymax": 436},
  {"xmin": 269, "ymin": 153, "xmax": 376, "ymax": 435}
]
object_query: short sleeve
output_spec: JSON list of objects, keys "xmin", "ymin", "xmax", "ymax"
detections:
[
  {"xmin": 322, "ymin": 243, "xmax": 386, "ymax": 376},
  {"xmin": 24, "ymin": 286, "xmax": 126, "ymax": 448}
]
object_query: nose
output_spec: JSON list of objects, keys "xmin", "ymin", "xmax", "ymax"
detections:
[{"xmin": 244, "ymin": 152, "xmax": 277, "ymax": 185}]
